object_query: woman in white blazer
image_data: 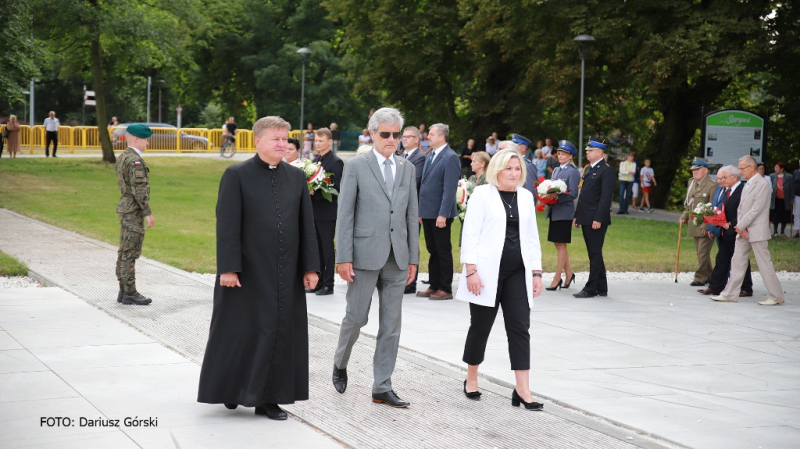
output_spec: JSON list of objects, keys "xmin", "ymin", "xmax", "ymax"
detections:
[{"xmin": 456, "ymin": 149, "xmax": 544, "ymax": 410}]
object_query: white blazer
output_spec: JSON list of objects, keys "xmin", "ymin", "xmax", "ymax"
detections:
[{"xmin": 456, "ymin": 184, "xmax": 542, "ymax": 307}]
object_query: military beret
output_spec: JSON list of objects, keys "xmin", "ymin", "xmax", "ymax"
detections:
[
  {"xmin": 556, "ymin": 140, "xmax": 577, "ymax": 155},
  {"xmin": 126, "ymin": 124, "xmax": 152, "ymax": 139},
  {"xmin": 511, "ymin": 133, "xmax": 531, "ymax": 147}
]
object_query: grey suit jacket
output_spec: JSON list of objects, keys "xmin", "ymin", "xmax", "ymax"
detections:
[{"xmin": 335, "ymin": 152, "xmax": 420, "ymax": 270}]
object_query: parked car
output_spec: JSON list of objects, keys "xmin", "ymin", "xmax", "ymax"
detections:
[{"xmin": 111, "ymin": 123, "xmax": 209, "ymax": 151}]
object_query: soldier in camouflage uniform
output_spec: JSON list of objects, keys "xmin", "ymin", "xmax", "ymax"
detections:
[
  {"xmin": 679, "ymin": 157, "xmax": 718, "ymax": 287},
  {"xmin": 115, "ymin": 124, "xmax": 155, "ymax": 305}
]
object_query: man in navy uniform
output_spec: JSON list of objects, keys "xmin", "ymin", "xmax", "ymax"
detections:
[{"xmin": 572, "ymin": 137, "xmax": 616, "ymax": 298}]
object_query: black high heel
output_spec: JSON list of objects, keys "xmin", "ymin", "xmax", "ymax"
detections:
[
  {"xmin": 463, "ymin": 380, "xmax": 481, "ymax": 400},
  {"xmin": 511, "ymin": 389, "xmax": 543, "ymax": 411},
  {"xmin": 545, "ymin": 279, "xmax": 563, "ymax": 291},
  {"xmin": 563, "ymin": 273, "xmax": 576, "ymax": 289}
]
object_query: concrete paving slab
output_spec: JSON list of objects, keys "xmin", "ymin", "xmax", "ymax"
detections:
[
  {"xmin": 0, "ymin": 349, "xmax": 49, "ymax": 374},
  {"xmin": 30, "ymin": 343, "xmax": 188, "ymax": 371},
  {"xmin": 4, "ymin": 431, "xmax": 140, "ymax": 449},
  {"xmin": 684, "ymin": 389, "xmax": 800, "ymax": 426},
  {"xmin": 6, "ymin": 323, "xmax": 153, "ymax": 349},
  {"xmin": 0, "ymin": 371, "xmax": 80, "ymax": 402},
  {"xmin": 0, "ymin": 331, "xmax": 24, "ymax": 350},
  {"xmin": 669, "ymin": 425, "xmax": 800, "ymax": 449},
  {"xmin": 717, "ymin": 362, "xmax": 800, "ymax": 390}
]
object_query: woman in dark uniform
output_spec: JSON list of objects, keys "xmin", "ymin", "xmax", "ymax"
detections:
[{"xmin": 544, "ymin": 140, "xmax": 581, "ymax": 290}]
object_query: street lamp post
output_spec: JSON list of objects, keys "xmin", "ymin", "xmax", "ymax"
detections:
[
  {"xmin": 297, "ymin": 47, "xmax": 312, "ymax": 132},
  {"xmin": 156, "ymin": 79, "xmax": 166, "ymax": 123},
  {"xmin": 573, "ymin": 34, "xmax": 595, "ymax": 169}
]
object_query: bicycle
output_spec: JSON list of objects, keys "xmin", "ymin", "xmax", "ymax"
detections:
[{"xmin": 220, "ymin": 134, "xmax": 237, "ymax": 158}]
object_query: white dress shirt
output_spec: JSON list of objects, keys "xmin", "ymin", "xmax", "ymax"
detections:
[{"xmin": 373, "ymin": 148, "xmax": 396, "ymax": 182}]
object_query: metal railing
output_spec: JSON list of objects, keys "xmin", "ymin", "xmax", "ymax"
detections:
[{"xmin": 0, "ymin": 125, "xmax": 361, "ymax": 154}]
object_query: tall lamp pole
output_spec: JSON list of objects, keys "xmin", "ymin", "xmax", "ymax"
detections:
[
  {"xmin": 573, "ymin": 34, "xmax": 595, "ymax": 169},
  {"xmin": 297, "ymin": 47, "xmax": 312, "ymax": 131},
  {"xmin": 156, "ymin": 79, "xmax": 166, "ymax": 123}
]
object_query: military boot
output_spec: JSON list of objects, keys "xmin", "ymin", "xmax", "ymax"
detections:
[
  {"xmin": 117, "ymin": 290, "xmax": 124, "ymax": 303},
  {"xmin": 121, "ymin": 291, "xmax": 152, "ymax": 305}
]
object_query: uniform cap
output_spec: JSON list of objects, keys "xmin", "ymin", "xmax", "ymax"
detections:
[
  {"xmin": 586, "ymin": 137, "xmax": 607, "ymax": 150},
  {"xmin": 556, "ymin": 140, "xmax": 576, "ymax": 155},
  {"xmin": 126, "ymin": 124, "xmax": 152, "ymax": 139},
  {"xmin": 690, "ymin": 157, "xmax": 709, "ymax": 170},
  {"xmin": 511, "ymin": 133, "xmax": 531, "ymax": 147}
]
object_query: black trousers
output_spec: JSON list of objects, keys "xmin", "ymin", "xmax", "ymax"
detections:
[
  {"xmin": 421, "ymin": 218, "xmax": 454, "ymax": 293},
  {"xmin": 581, "ymin": 225, "xmax": 608, "ymax": 294},
  {"xmin": 463, "ymin": 268, "xmax": 530, "ymax": 370},
  {"xmin": 45, "ymin": 131, "xmax": 58, "ymax": 156},
  {"xmin": 709, "ymin": 237, "xmax": 753, "ymax": 293},
  {"xmin": 315, "ymin": 220, "xmax": 336, "ymax": 289}
]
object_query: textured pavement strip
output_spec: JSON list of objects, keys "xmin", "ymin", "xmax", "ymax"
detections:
[{"xmin": 0, "ymin": 209, "xmax": 676, "ymax": 448}]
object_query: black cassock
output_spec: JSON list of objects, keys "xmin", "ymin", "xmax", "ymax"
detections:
[{"xmin": 198, "ymin": 156, "xmax": 319, "ymax": 406}]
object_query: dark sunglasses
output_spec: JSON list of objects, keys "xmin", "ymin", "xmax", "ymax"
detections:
[{"xmin": 378, "ymin": 132, "xmax": 402, "ymax": 139}]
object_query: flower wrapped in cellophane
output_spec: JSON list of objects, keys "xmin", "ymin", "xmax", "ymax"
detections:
[{"xmin": 289, "ymin": 159, "xmax": 339, "ymax": 201}]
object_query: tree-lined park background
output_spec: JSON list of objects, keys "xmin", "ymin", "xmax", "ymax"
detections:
[{"xmin": 2, "ymin": 0, "xmax": 797, "ymax": 209}]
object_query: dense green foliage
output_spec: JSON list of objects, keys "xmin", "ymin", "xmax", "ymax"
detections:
[{"xmin": 2, "ymin": 1, "xmax": 797, "ymax": 207}]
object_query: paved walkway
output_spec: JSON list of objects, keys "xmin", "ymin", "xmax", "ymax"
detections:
[{"xmin": 1, "ymin": 209, "xmax": 799, "ymax": 448}]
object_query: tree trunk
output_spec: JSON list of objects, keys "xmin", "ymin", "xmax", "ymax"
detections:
[
  {"xmin": 649, "ymin": 93, "xmax": 699, "ymax": 207},
  {"xmin": 91, "ymin": 37, "xmax": 115, "ymax": 163}
]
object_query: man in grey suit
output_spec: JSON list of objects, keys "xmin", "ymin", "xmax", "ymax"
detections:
[
  {"xmin": 401, "ymin": 126, "xmax": 427, "ymax": 294},
  {"xmin": 332, "ymin": 107, "xmax": 420, "ymax": 407},
  {"xmin": 416, "ymin": 123, "xmax": 461, "ymax": 300},
  {"xmin": 711, "ymin": 156, "xmax": 785, "ymax": 305}
]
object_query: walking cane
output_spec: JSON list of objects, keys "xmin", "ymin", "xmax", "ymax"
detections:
[{"xmin": 674, "ymin": 220, "xmax": 683, "ymax": 283}]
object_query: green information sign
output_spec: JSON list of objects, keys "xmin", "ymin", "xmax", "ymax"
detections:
[{"xmin": 702, "ymin": 109, "xmax": 765, "ymax": 170}]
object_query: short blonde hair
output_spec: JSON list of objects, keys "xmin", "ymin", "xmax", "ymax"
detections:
[
  {"xmin": 315, "ymin": 127, "xmax": 332, "ymax": 139},
  {"xmin": 253, "ymin": 116, "xmax": 291, "ymax": 139},
  {"xmin": 471, "ymin": 151, "xmax": 491, "ymax": 168},
  {"xmin": 486, "ymin": 149, "xmax": 527, "ymax": 186}
]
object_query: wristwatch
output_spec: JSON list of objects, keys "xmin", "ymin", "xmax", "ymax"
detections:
[{"xmin": 532, "ymin": 273, "xmax": 542, "ymax": 278}]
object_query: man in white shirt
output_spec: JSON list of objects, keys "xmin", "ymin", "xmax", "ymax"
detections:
[{"xmin": 44, "ymin": 111, "xmax": 60, "ymax": 157}]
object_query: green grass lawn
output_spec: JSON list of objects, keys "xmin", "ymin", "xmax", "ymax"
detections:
[
  {"xmin": 0, "ymin": 250, "xmax": 28, "ymax": 276},
  {"xmin": 1, "ymin": 158, "xmax": 798, "ymax": 274}
]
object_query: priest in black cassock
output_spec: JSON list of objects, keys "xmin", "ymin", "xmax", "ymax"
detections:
[{"xmin": 197, "ymin": 116, "xmax": 320, "ymax": 421}]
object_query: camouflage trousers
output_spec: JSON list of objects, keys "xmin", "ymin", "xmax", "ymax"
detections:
[{"xmin": 116, "ymin": 213, "xmax": 145, "ymax": 293}]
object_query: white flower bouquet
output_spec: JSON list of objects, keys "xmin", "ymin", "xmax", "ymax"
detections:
[
  {"xmin": 456, "ymin": 177, "xmax": 475, "ymax": 220},
  {"xmin": 536, "ymin": 179, "xmax": 568, "ymax": 204},
  {"xmin": 691, "ymin": 202, "xmax": 715, "ymax": 225},
  {"xmin": 289, "ymin": 159, "xmax": 339, "ymax": 201}
]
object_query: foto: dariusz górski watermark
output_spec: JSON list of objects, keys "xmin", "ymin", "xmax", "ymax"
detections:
[{"xmin": 40, "ymin": 417, "xmax": 158, "ymax": 427}]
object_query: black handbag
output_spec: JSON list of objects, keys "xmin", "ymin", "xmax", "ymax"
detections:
[{"xmin": 2, "ymin": 129, "xmax": 8, "ymax": 138}]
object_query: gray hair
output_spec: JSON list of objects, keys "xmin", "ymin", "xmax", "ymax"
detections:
[
  {"xmin": 739, "ymin": 155, "xmax": 757, "ymax": 168},
  {"xmin": 499, "ymin": 140, "xmax": 520, "ymax": 154},
  {"xmin": 719, "ymin": 165, "xmax": 739, "ymax": 179},
  {"xmin": 253, "ymin": 116, "xmax": 291, "ymax": 138},
  {"xmin": 403, "ymin": 126, "xmax": 421, "ymax": 140},
  {"xmin": 430, "ymin": 123, "xmax": 449, "ymax": 141},
  {"xmin": 368, "ymin": 107, "xmax": 404, "ymax": 133}
]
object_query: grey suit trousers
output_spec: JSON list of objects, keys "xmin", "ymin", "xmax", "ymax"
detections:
[
  {"xmin": 720, "ymin": 239, "xmax": 784, "ymax": 302},
  {"xmin": 334, "ymin": 250, "xmax": 406, "ymax": 393}
]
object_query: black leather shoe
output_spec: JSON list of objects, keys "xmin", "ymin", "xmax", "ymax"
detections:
[
  {"xmin": 224, "ymin": 403, "xmax": 238, "ymax": 410},
  {"xmin": 315, "ymin": 286, "xmax": 334, "ymax": 296},
  {"xmin": 739, "ymin": 290, "xmax": 753, "ymax": 297},
  {"xmin": 511, "ymin": 389, "xmax": 543, "ymax": 411},
  {"xmin": 117, "ymin": 290, "xmax": 123, "ymax": 303},
  {"xmin": 255, "ymin": 404, "xmax": 287, "ymax": 420},
  {"xmin": 573, "ymin": 290, "xmax": 597, "ymax": 298},
  {"xmin": 404, "ymin": 284, "xmax": 417, "ymax": 294},
  {"xmin": 597, "ymin": 291, "xmax": 608, "ymax": 297},
  {"xmin": 689, "ymin": 281, "xmax": 706, "ymax": 287},
  {"xmin": 463, "ymin": 380, "xmax": 481, "ymax": 400},
  {"xmin": 121, "ymin": 291, "xmax": 152, "ymax": 305},
  {"xmin": 371, "ymin": 390, "xmax": 410, "ymax": 408},
  {"xmin": 305, "ymin": 285, "xmax": 321, "ymax": 294},
  {"xmin": 332, "ymin": 365, "xmax": 347, "ymax": 394}
]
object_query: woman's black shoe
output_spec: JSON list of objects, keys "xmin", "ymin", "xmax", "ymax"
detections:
[
  {"xmin": 511, "ymin": 389, "xmax": 543, "ymax": 411},
  {"xmin": 224, "ymin": 403, "xmax": 238, "ymax": 410},
  {"xmin": 545, "ymin": 279, "xmax": 563, "ymax": 291},
  {"xmin": 563, "ymin": 273, "xmax": 576, "ymax": 289},
  {"xmin": 463, "ymin": 380, "xmax": 481, "ymax": 400}
]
